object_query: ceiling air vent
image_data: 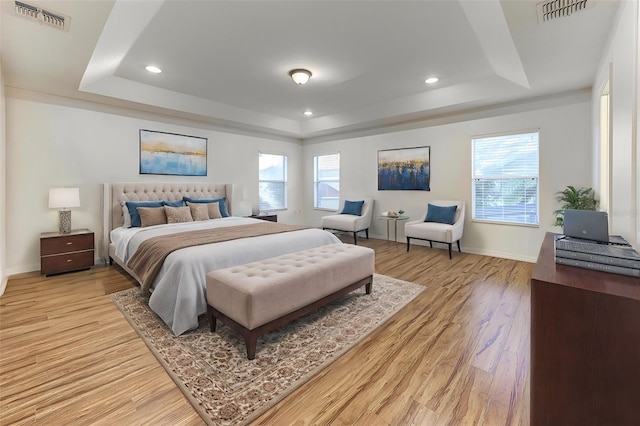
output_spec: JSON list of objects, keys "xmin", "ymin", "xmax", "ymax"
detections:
[
  {"xmin": 537, "ymin": 0, "xmax": 593, "ymax": 23},
  {"xmin": 15, "ymin": 1, "xmax": 69, "ymax": 31}
]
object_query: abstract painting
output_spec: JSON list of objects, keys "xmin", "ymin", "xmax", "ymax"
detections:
[
  {"xmin": 378, "ymin": 146, "xmax": 430, "ymax": 191},
  {"xmin": 139, "ymin": 129, "xmax": 207, "ymax": 176}
]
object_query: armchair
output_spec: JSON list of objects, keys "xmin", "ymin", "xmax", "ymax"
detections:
[
  {"xmin": 405, "ymin": 200, "xmax": 465, "ymax": 259},
  {"xmin": 321, "ymin": 198, "xmax": 374, "ymax": 245}
]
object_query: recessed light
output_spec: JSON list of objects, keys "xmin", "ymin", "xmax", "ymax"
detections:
[
  {"xmin": 425, "ymin": 77, "xmax": 439, "ymax": 84},
  {"xmin": 145, "ymin": 65, "xmax": 162, "ymax": 74},
  {"xmin": 303, "ymin": 110, "xmax": 313, "ymax": 116}
]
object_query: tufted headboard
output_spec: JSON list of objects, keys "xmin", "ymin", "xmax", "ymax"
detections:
[{"xmin": 103, "ymin": 181, "xmax": 233, "ymax": 232}]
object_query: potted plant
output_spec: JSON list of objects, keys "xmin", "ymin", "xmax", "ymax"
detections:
[{"xmin": 553, "ymin": 185, "xmax": 598, "ymax": 226}]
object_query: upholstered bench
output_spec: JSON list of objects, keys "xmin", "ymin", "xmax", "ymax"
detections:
[{"xmin": 206, "ymin": 243, "xmax": 375, "ymax": 359}]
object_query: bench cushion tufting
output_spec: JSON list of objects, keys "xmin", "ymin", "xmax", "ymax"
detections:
[{"xmin": 206, "ymin": 243, "xmax": 374, "ymax": 330}]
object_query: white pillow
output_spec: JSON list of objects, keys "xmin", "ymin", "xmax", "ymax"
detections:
[{"xmin": 121, "ymin": 201, "xmax": 131, "ymax": 228}]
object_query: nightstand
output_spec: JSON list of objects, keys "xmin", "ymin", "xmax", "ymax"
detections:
[
  {"xmin": 249, "ymin": 214, "xmax": 278, "ymax": 222},
  {"xmin": 40, "ymin": 228, "xmax": 95, "ymax": 276}
]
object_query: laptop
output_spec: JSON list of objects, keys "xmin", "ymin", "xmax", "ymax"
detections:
[{"xmin": 563, "ymin": 209, "xmax": 610, "ymax": 243}]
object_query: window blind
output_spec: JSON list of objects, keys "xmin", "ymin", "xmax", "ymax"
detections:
[
  {"xmin": 314, "ymin": 153, "xmax": 340, "ymax": 210},
  {"xmin": 258, "ymin": 153, "xmax": 287, "ymax": 211},
  {"xmin": 472, "ymin": 131, "xmax": 539, "ymax": 225}
]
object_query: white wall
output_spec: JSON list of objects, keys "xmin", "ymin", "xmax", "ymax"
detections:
[
  {"xmin": 0, "ymin": 58, "xmax": 7, "ymax": 296},
  {"xmin": 9, "ymin": 4, "xmax": 638, "ymax": 273},
  {"xmin": 5, "ymin": 93, "xmax": 303, "ymax": 274},
  {"xmin": 592, "ymin": 0, "xmax": 639, "ymax": 247},
  {"xmin": 303, "ymin": 93, "xmax": 593, "ymax": 262}
]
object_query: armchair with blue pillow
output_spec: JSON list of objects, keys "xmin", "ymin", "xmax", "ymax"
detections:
[
  {"xmin": 321, "ymin": 198, "xmax": 374, "ymax": 245},
  {"xmin": 405, "ymin": 200, "xmax": 465, "ymax": 258}
]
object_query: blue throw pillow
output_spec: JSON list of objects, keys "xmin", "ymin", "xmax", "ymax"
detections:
[
  {"xmin": 162, "ymin": 199, "xmax": 184, "ymax": 207},
  {"xmin": 125, "ymin": 200, "xmax": 164, "ymax": 227},
  {"xmin": 183, "ymin": 196, "xmax": 229, "ymax": 217},
  {"xmin": 425, "ymin": 204, "xmax": 457, "ymax": 225},
  {"xmin": 341, "ymin": 200, "xmax": 365, "ymax": 216}
]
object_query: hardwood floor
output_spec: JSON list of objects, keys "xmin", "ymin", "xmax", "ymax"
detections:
[{"xmin": 0, "ymin": 238, "xmax": 533, "ymax": 425}]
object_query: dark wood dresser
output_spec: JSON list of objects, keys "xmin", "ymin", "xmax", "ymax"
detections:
[
  {"xmin": 530, "ymin": 232, "xmax": 640, "ymax": 425},
  {"xmin": 40, "ymin": 228, "xmax": 95, "ymax": 276}
]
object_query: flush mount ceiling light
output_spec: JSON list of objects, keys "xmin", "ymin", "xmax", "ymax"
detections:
[
  {"xmin": 289, "ymin": 69, "xmax": 312, "ymax": 85},
  {"xmin": 303, "ymin": 110, "xmax": 313, "ymax": 116},
  {"xmin": 145, "ymin": 65, "xmax": 162, "ymax": 74},
  {"xmin": 425, "ymin": 77, "xmax": 439, "ymax": 84}
]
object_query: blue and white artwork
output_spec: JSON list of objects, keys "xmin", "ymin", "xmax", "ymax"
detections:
[
  {"xmin": 378, "ymin": 146, "xmax": 430, "ymax": 191},
  {"xmin": 140, "ymin": 129, "xmax": 207, "ymax": 176}
]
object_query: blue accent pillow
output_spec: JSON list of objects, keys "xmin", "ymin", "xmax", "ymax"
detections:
[
  {"xmin": 341, "ymin": 200, "xmax": 365, "ymax": 216},
  {"xmin": 163, "ymin": 199, "xmax": 184, "ymax": 207},
  {"xmin": 125, "ymin": 200, "xmax": 164, "ymax": 227},
  {"xmin": 425, "ymin": 204, "xmax": 457, "ymax": 225},
  {"xmin": 183, "ymin": 196, "xmax": 229, "ymax": 217}
]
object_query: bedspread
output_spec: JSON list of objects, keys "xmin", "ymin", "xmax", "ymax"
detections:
[
  {"xmin": 128, "ymin": 222, "xmax": 308, "ymax": 291},
  {"xmin": 114, "ymin": 217, "xmax": 341, "ymax": 335}
]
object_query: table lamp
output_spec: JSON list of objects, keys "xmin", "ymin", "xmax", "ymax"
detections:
[
  {"xmin": 234, "ymin": 186, "xmax": 253, "ymax": 217},
  {"xmin": 49, "ymin": 188, "xmax": 80, "ymax": 234}
]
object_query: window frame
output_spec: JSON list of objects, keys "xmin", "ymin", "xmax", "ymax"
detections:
[
  {"xmin": 313, "ymin": 153, "xmax": 341, "ymax": 211},
  {"xmin": 258, "ymin": 152, "xmax": 288, "ymax": 212},
  {"xmin": 471, "ymin": 130, "xmax": 540, "ymax": 227}
]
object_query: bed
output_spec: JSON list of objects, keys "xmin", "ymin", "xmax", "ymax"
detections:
[{"xmin": 103, "ymin": 182, "xmax": 341, "ymax": 335}]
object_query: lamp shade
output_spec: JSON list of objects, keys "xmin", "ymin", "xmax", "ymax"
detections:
[
  {"xmin": 49, "ymin": 188, "xmax": 80, "ymax": 209},
  {"xmin": 235, "ymin": 200, "xmax": 253, "ymax": 217}
]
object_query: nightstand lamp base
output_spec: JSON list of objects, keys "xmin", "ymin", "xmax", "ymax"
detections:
[{"xmin": 59, "ymin": 209, "xmax": 72, "ymax": 234}]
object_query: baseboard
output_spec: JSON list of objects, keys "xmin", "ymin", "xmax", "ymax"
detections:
[
  {"xmin": 460, "ymin": 247, "xmax": 536, "ymax": 263},
  {"xmin": 373, "ymin": 234, "xmax": 537, "ymax": 263},
  {"xmin": 6, "ymin": 263, "xmax": 40, "ymax": 276},
  {"xmin": 4, "ymin": 246, "xmax": 534, "ymax": 280},
  {"xmin": 6, "ymin": 256, "xmax": 109, "ymax": 277},
  {"xmin": 0, "ymin": 276, "xmax": 7, "ymax": 297}
]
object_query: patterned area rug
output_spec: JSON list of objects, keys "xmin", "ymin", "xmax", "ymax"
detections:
[{"xmin": 110, "ymin": 274, "xmax": 425, "ymax": 425}]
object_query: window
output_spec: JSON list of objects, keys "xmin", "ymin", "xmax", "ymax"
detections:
[
  {"xmin": 258, "ymin": 153, "xmax": 287, "ymax": 211},
  {"xmin": 472, "ymin": 131, "xmax": 539, "ymax": 225},
  {"xmin": 314, "ymin": 153, "xmax": 340, "ymax": 210},
  {"xmin": 599, "ymin": 80, "xmax": 611, "ymax": 214}
]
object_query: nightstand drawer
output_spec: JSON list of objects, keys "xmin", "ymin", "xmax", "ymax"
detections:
[
  {"xmin": 40, "ymin": 233, "xmax": 94, "ymax": 256},
  {"xmin": 40, "ymin": 250, "xmax": 94, "ymax": 275}
]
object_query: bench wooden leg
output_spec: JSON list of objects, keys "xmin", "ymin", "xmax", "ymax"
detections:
[
  {"xmin": 207, "ymin": 274, "xmax": 373, "ymax": 360},
  {"xmin": 207, "ymin": 306, "xmax": 217, "ymax": 332},
  {"xmin": 246, "ymin": 334, "xmax": 258, "ymax": 360}
]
